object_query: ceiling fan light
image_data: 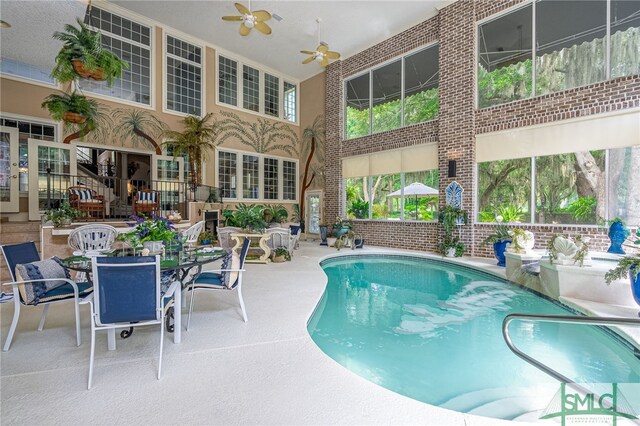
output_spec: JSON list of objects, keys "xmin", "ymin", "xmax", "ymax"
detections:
[
  {"xmin": 315, "ymin": 54, "xmax": 324, "ymax": 62},
  {"xmin": 243, "ymin": 14, "xmax": 255, "ymax": 28}
]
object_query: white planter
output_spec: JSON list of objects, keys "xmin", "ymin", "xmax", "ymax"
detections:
[
  {"xmin": 326, "ymin": 237, "xmax": 337, "ymax": 247},
  {"xmin": 446, "ymin": 247, "xmax": 456, "ymax": 257},
  {"xmin": 143, "ymin": 241, "xmax": 164, "ymax": 253}
]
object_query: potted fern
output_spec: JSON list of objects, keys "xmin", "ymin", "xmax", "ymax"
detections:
[
  {"xmin": 481, "ymin": 216, "xmax": 511, "ymax": 267},
  {"xmin": 51, "ymin": 18, "xmax": 128, "ymax": 85},
  {"xmin": 605, "ymin": 228, "xmax": 640, "ymax": 306},
  {"xmin": 437, "ymin": 205, "xmax": 468, "ymax": 257},
  {"xmin": 41, "ymin": 91, "xmax": 99, "ymax": 125}
]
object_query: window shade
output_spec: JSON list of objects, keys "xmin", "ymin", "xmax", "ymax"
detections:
[
  {"xmin": 342, "ymin": 143, "xmax": 438, "ymax": 178},
  {"xmin": 476, "ymin": 109, "xmax": 640, "ymax": 162}
]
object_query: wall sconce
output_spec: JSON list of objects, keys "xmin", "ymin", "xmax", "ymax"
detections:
[{"xmin": 447, "ymin": 160, "xmax": 457, "ymax": 178}]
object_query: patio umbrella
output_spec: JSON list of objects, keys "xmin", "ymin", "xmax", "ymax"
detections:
[{"xmin": 388, "ymin": 182, "xmax": 439, "ymax": 219}]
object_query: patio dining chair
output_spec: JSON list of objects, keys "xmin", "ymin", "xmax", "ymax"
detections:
[
  {"xmin": 265, "ymin": 227, "xmax": 292, "ymax": 252},
  {"xmin": 87, "ymin": 255, "xmax": 179, "ymax": 389},
  {"xmin": 183, "ymin": 220, "xmax": 205, "ymax": 248},
  {"xmin": 186, "ymin": 238, "xmax": 250, "ymax": 328},
  {"xmin": 68, "ymin": 224, "xmax": 118, "ymax": 282},
  {"xmin": 1, "ymin": 241, "xmax": 92, "ymax": 351},
  {"xmin": 217, "ymin": 226, "xmax": 241, "ymax": 251}
]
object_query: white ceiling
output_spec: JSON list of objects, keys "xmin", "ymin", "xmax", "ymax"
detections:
[{"xmin": 0, "ymin": 0, "xmax": 454, "ymax": 82}]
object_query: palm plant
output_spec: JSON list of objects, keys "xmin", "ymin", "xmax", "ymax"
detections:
[
  {"xmin": 163, "ymin": 113, "xmax": 220, "ymax": 188},
  {"xmin": 51, "ymin": 18, "xmax": 128, "ymax": 86},
  {"xmin": 111, "ymin": 108, "xmax": 166, "ymax": 154},
  {"xmin": 299, "ymin": 115, "xmax": 325, "ymax": 226}
]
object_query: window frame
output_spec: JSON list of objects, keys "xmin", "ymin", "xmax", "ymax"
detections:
[
  {"xmin": 215, "ymin": 147, "xmax": 299, "ymax": 203},
  {"xmin": 473, "ymin": 150, "xmax": 618, "ymax": 227},
  {"xmin": 215, "ymin": 51, "xmax": 300, "ymax": 125},
  {"xmin": 162, "ymin": 32, "xmax": 205, "ymax": 117},
  {"xmin": 342, "ymin": 41, "xmax": 440, "ymax": 140},
  {"xmin": 82, "ymin": 5, "xmax": 156, "ymax": 110},
  {"xmin": 475, "ymin": 0, "xmax": 635, "ymax": 110},
  {"xmin": 0, "ymin": 112, "xmax": 60, "ymax": 195}
]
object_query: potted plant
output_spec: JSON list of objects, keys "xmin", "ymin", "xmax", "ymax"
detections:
[
  {"xmin": 605, "ymin": 228, "xmax": 640, "ymax": 306},
  {"xmin": 507, "ymin": 228, "xmax": 535, "ymax": 254},
  {"xmin": 271, "ymin": 246, "xmax": 291, "ymax": 263},
  {"xmin": 51, "ymin": 18, "xmax": 128, "ymax": 85},
  {"xmin": 481, "ymin": 216, "xmax": 511, "ymax": 267},
  {"xmin": 41, "ymin": 91, "xmax": 100, "ymax": 125},
  {"xmin": 437, "ymin": 205, "xmax": 468, "ymax": 257},
  {"xmin": 119, "ymin": 215, "xmax": 178, "ymax": 252},
  {"xmin": 332, "ymin": 216, "xmax": 352, "ymax": 238},
  {"xmin": 198, "ymin": 230, "xmax": 215, "ymax": 246},
  {"xmin": 263, "ymin": 204, "xmax": 288, "ymax": 225},
  {"xmin": 547, "ymin": 234, "xmax": 591, "ymax": 267},
  {"xmin": 45, "ymin": 202, "xmax": 82, "ymax": 227},
  {"xmin": 231, "ymin": 204, "xmax": 267, "ymax": 234}
]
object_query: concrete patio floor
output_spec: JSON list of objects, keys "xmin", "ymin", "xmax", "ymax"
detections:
[{"xmin": 1, "ymin": 241, "xmax": 526, "ymax": 425}]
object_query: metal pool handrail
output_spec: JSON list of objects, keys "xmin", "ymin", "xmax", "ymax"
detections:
[{"xmin": 502, "ymin": 313, "xmax": 640, "ymax": 384}]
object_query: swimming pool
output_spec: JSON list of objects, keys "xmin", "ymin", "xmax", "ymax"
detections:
[{"xmin": 308, "ymin": 254, "xmax": 640, "ymax": 421}]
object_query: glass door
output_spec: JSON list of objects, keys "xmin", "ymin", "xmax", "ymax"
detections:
[
  {"xmin": 27, "ymin": 139, "xmax": 77, "ymax": 221},
  {"xmin": 152, "ymin": 154, "xmax": 184, "ymax": 217},
  {"xmin": 306, "ymin": 190, "xmax": 322, "ymax": 235},
  {"xmin": 0, "ymin": 126, "xmax": 20, "ymax": 213}
]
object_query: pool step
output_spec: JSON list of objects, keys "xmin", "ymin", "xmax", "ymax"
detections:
[{"xmin": 441, "ymin": 386, "xmax": 554, "ymax": 421}]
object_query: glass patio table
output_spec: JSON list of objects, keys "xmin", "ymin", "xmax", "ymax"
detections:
[{"xmin": 62, "ymin": 247, "xmax": 226, "ymax": 349}]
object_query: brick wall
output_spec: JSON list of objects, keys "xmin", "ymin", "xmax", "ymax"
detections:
[{"xmin": 325, "ymin": 0, "xmax": 640, "ymax": 259}]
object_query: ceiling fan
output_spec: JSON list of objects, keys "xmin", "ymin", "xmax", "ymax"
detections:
[
  {"xmin": 222, "ymin": 2, "xmax": 272, "ymax": 36},
  {"xmin": 301, "ymin": 19, "xmax": 340, "ymax": 67}
]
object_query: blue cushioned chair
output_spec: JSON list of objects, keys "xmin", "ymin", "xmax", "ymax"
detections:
[
  {"xmin": 88, "ymin": 255, "xmax": 179, "ymax": 389},
  {"xmin": 186, "ymin": 238, "xmax": 250, "ymax": 328},
  {"xmin": 1, "ymin": 241, "xmax": 91, "ymax": 351}
]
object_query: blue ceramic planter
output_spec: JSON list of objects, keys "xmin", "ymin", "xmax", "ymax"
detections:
[
  {"xmin": 319, "ymin": 225, "xmax": 328, "ymax": 246},
  {"xmin": 493, "ymin": 240, "xmax": 511, "ymax": 267},
  {"xmin": 333, "ymin": 226, "xmax": 350, "ymax": 238},
  {"xmin": 607, "ymin": 221, "xmax": 629, "ymax": 254}
]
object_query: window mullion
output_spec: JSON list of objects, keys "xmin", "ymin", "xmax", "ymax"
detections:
[
  {"xmin": 369, "ymin": 71, "xmax": 373, "ymax": 136},
  {"xmin": 530, "ymin": 157, "xmax": 536, "ymax": 224},
  {"xmin": 531, "ymin": 0, "xmax": 537, "ymax": 98},
  {"xmin": 400, "ymin": 58, "xmax": 405, "ymax": 128},
  {"xmin": 606, "ymin": 0, "xmax": 611, "ymax": 80}
]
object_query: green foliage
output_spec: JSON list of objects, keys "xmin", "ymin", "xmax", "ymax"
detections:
[
  {"xmin": 262, "ymin": 204, "xmax": 288, "ymax": 224},
  {"xmin": 482, "ymin": 224, "xmax": 511, "ymax": 245},
  {"xmin": 51, "ymin": 17, "xmax": 128, "ymax": 86},
  {"xmin": 41, "ymin": 91, "xmax": 99, "ymax": 122},
  {"xmin": 477, "ymin": 158, "xmax": 530, "ymax": 222},
  {"xmin": 291, "ymin": 204, "xmax": 301, "ymax": 223},
  {"xmin": 111, "ymin": 108, "xmax": 166, "ymax": 152},
  {"xmin": 345, "ymin": 88, "xmax": 439, "ymax": 139},
  {"xmin": 478, "ymin": 59, "xmax": 532, "ymax": 109},
  {"xmin": 605, "ymin": 256, "xmax": 640, "ymax": 284},
  {"xmin": 273, "ymin": 246, "xmax": 291, "ymax": 261},
  {"xmin": 223, "ymin": 209, "xmax": 239, "ymax": 227},
  {"xmin": 348, "ymin": 200, "xmax": 369, "ymax": 219},
  {"xmin": 198, "ymin": 230, "xmax": 215, "ymax": 244},
  {"xmin": 163, "ymin": 113, "xmax": 220, "ymax": 187},
  {"xmin": 120, "ymin": 216, "xmax": 177, "ymax": 246},
  {"xmin": 230, "ymin": 204, "xmax": 268, "ymax": 233},
  {"xmin": 437, "ymin": 205, "xmax": 468, "ymax": 257},
  {"xmin": 45, "ymin": 202, "xmax": 82, "ymax": 227},
  {"xmin": 566, "ymin": 196, "xmax": 597, "ymax": 221}
]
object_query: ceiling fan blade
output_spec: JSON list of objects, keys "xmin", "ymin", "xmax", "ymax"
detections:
[
  {"xmin": 302, "ymin": 56, "xmax": 315, "ymax": 64},
  {"xmin": 325, "ymin": 51, "xmax": 341, "ymax": 60},
  {"xmin": 320, "ymin": 57, "xmax": 329, "ymax": 67},
  {"xmin": 234, "ymin": 2, "xmax": 250, "ymax": 15},
  {"xmin": 300, "ymin": 50, "xmax": 316, "ymax": 55},
  {"xmin": 255, "ymin": 21, "xmax": 272, "ymax": 35},
  {"xmin": 317, "ymin": 44, "xmax": 328, "ymax": 53},
  {"xmin": 222, "ymin": 15, "xmax": 243, "ymax": 21},
  {"xmin": 252, "ymin": 10, "xmax": 272, "ymax": 21},
  {"xmin": 239, "ymin": 23, "xmax": 251, "ymax": 36}
]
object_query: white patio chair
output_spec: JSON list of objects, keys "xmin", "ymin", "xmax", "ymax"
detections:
[
  {"xmin": 1, "ymin": 242, "xmax": 92, "ymax": 351},
  {"xmin": 217, "ymin": 226, "xmax": 242, "ymax": 251},
  {"xmin": 87, "ymin": 255, "xmax": 179, "ymax": 389},
  {"xmin": 186, "ymin": 238, "xmax": 250, "ymax": 327},
  {"xmin": 183, "ymin": 220, "xmax": 205, "ymax": 248},
  {"xmin": 68, "ymin": 224, "xmax": 118, "ymax": 282},
  {"xmin": 265, "ymin": 227, "xmax": 291, "ymax": 252}
]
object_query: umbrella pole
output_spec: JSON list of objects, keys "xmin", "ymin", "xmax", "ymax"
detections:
[{"xmin": 415, "ymin": 195, "xmax": 418, "ymax": 219}]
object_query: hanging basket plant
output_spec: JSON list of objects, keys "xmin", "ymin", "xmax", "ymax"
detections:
[
  {"xmin": 51, "ymin": 18, "xmax": 128, "ymax": 86},
  {"xmin": 42, "ymin": 91, "xmax": 100, "ymax": 125}
]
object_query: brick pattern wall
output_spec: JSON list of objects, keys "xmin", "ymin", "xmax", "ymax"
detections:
[{"xmin": 324, "ymin": 0, "xmax": 640, "ymax": 258}]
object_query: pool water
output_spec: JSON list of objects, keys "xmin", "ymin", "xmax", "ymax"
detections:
[{"xmin": 308, "ymin": 255, "xmax": 640, "ymax": 420}]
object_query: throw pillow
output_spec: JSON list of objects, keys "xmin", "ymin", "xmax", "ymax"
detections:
[
  {"xmin": 219, "ymin": 252, "xmax": 241, "ymax": 289},
  {"xmin": 15, "ymin": 257, "xmax": 71, "ymax": 305}
]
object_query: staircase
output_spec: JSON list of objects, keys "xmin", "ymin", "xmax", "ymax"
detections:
[
  {"xmin": 440, "ymin": 386, "xmax": 556, "ymax": 422},
  {"xmin": 0, "ymin": 221, "xmax": 41, "ymax": 282}
]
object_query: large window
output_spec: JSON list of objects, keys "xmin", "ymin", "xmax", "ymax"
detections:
[
  {"xmin": 344, "ymin": 44, "xmax": 439, "ymax": 140},
  {"xmin": 218, "ymin": 56, "xmax": 238, "ymax": 106},
  {"xmin": 0, "ymin": 58, "xmax": 56, "ymax": 85},
  {"xmin": 165, "ymin": 35, "xmax": 202, "ymax": 115},
  {"xmin": 0, "ymin": 117, "xmax": 56, "ymax": 192},
  {"xmin": 476, "ymin": 148, "xmax": 640, "ymax": 225},
  {"xmin": 478, "ymin": 0, "xmax": 640, "ymax": 108},
  {"xmin": 217, "ymin": 149, "xmax": 297, "ymax": 202},
  {"xmin": 345, "ymin": 170, "xmax": 439, "ymax": 221},
  {"xmin": 264, "ymin": 73, "xmax": 280, "ymax": 117},
  {"xmin": 82, "ymin": 7, "xmax": 152, "ymax": 105},
  {"xmin": 217, "ymin": 55, "xmax": 298, "ymax": 123}
]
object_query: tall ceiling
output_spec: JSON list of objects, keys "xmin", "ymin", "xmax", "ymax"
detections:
[{"xmin": 0, "ymin": 0, "xmax": 454, "ymax": 82}]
